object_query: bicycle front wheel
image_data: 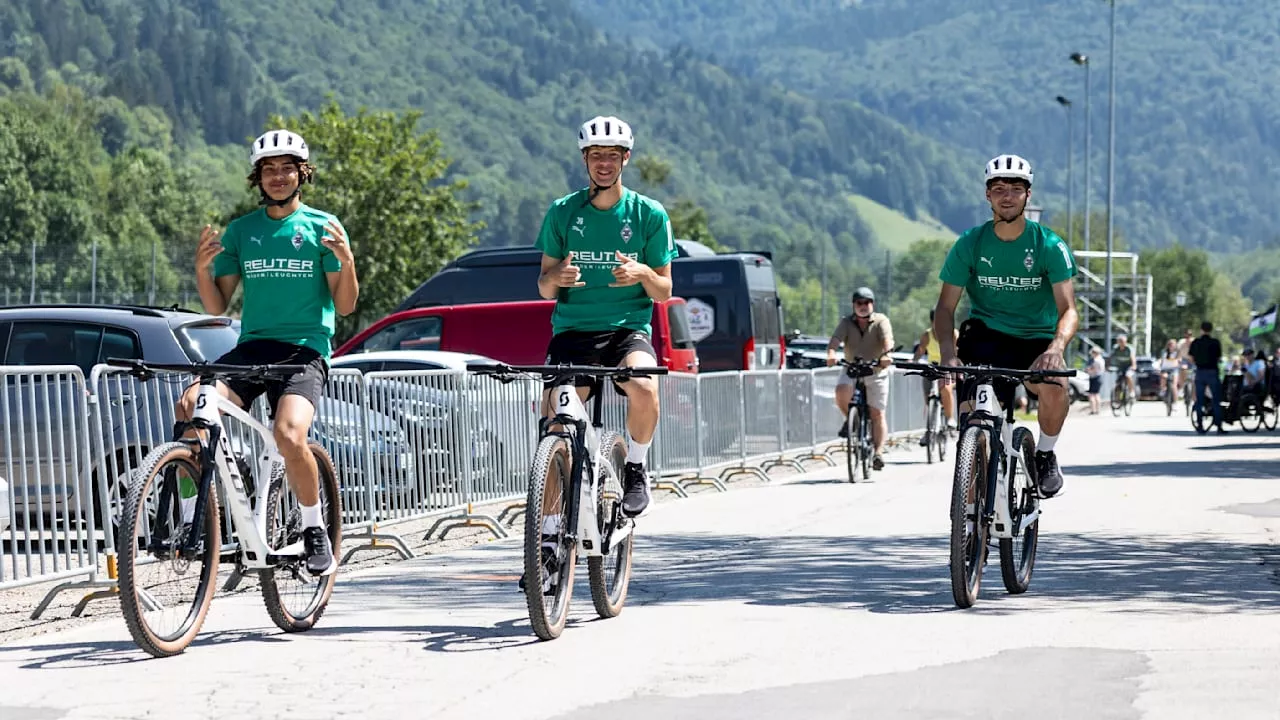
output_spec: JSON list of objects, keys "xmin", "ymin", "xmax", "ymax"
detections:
[
  {"xmin": 1110, "ymin": 386, "xmax": 1124, "ymax": 416},
  {"xmin": 950, "ymin": 426, "xmax": 989, "ymax": 608},
  {"xmin": 525, "ymin": 434, "xmax": 577, "ymax": 641},
  {"xmin": 926, "ymin": 399, "xmax": 940, "ymax": 465},
  {"xmin": 261, "ymin": 443, "xmax": 343, "ymax": 632},
  {"xmin": 999, "ymin": 427, "xmax": 1039, "ymax": 594},
  {"xmin": 1263, "ymin": 401, "xmax": 1277, "ymax": 431},
  {"xmin": 844, "ymin": 408, "xmax": 862, "ymax": 483},
  {"xmin": 589, "ymin": 431, "xmax": 633, "ymax": 619},
  {"xmin": 118, "ymin": 441, "xmax": 221, "ymax": 658}
]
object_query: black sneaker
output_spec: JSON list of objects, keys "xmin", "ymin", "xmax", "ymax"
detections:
[
  {"xmin": 1034, "ymin": 451, "xmax": 1064, "ymax": 498},
  {"xmin": 918, "ymin": 433, "xmax": 929, "ymax": 447},
  {"xmin": 837, "ymin": 422, "xmax": 849, "ymax": 439},
  {"xmin": 303, "ymin": 526, "xmax": 336, "ymax": 576},
  {"xmin": 519, "ymin": 536, "xmax": 560, "ymax": 595},
  {"xmin": 872, "ymin": 454, "xmax": 885, "ymax": 471},
  {"xmin": 622, "ymin": 463, "xmax": 651, "ymax": 517}
]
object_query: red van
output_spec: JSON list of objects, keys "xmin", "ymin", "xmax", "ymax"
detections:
[{"xmin": 335, "ymin": 298, "xmax": 700, "ymax": 372}]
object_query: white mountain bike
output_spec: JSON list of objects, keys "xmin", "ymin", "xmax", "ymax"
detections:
[
  {"xmin": 108, "ymin": 358, "xmax": 342, "ymax": 657},
  {"xmin": 898, "ymin": 361, "xmax": 1074, "ymax": 608},
  {"xmin": 470, "ymin": 363, "xmax": 666, "ymax": 641}
]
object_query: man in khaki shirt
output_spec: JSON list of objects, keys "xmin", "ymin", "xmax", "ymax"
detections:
[{"xmin": 827, "ymin": 286, "xmax": 895, "ymax": 470}]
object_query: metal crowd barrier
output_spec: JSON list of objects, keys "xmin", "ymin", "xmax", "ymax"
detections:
[{"xmin": 3, "ymin": 363, "xmax": 936, "ymax": 619}]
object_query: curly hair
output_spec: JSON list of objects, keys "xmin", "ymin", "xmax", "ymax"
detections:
[{"xmin": 247, "ymin": 159, "xmax": 315, "ymax": 189}]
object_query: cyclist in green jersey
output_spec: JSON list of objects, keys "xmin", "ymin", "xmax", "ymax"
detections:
[
  {"xmin": 534, "ymin": 114, "xmax": 676, "ymax": 528},
  {"xmin": 932, "ymin": 154, "xmax": 1078, "ymax": 498},
  {"xmin": 178, "ymin": 129, "xmax": 360, "ymax": 576},
  {"xmin": 1111, "ymin": 334, "xmax": 1136, "ymax": 400}
]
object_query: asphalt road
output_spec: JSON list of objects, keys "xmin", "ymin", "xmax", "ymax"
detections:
[{"xmin": 2, "ymin": 402, "xmax": 1278, "ymax": 720}]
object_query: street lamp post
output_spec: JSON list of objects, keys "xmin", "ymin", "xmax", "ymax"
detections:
[
  {"xmin": 1071, "ymin": 52, "xmax": 1092, "ymax": 255},
  {"xmin": 1103, "ymin": 0, "xmax": 1118, "ymax": 352},
  {"xmin": 1056, "ymin": 95, "xmax": 1074, "ymax": 247}
]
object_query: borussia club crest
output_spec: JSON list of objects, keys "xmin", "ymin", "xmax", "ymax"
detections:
[
  {"xmin": 292, "ymin": 229, "xmax": 304, "ymax": 251},
  {"xmin": 620, "ymin": 220, "xmax": 633, "ymax": 243},
  {"xmin": 1023, "ymin": 248, "xmax": 1035, "ymax": 272}
]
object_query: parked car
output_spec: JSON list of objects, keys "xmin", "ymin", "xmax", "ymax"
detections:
[
  {"xmin": 329, "ymin": 350, "xmax": 534, "ymax": 495},
  {"xmin": 336, "ymin": 298, "xmax": 699, "ymax": 373},
  {"xmin": 785, "ymin": 333, "xmax": 830, "ymax": 370},
  {"xmin": 0, "ymin": 304, "xmax": 414, "ymax": 530},
  {"xmin": 1134, "ymin": 355, "xmax": 1161, "ymax": 399}
]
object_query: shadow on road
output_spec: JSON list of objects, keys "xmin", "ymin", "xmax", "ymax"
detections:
[{"xmin": 1067, "ymin": 459, "xmax": 1278, "ymax": 480}]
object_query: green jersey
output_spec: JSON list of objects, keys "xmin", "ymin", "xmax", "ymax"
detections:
[
  {"xmin": 939, "ymin": 220, "xmax": 1076, "ymax": 338},
  {"xmin": 1111, "ymin": 345, "xmax": 1134, "ymax": 368},
  {"xmin": 535, "ymin": 187, "xmax": 677, "ymax": 336},
  {"xmin": 212, "ymin": 204, "xmax": 344, "ymax": 356}
]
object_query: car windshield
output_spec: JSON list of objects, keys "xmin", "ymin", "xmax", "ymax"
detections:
[{"xmin": 177, "ymin": 321, "xmax": 239, "ymax": 362}]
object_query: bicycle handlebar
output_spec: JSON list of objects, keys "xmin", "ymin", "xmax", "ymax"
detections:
[
  {"xmin": 106, "ymin": 357, "xmax": 309, "ymax": 381},
  {"xmin": 468, "ymin": 363, "xmax": 669, "ymax": 382},
  {"xmin": 895, "ymin": 361, "xmax": 1076, "ymax": 383}
]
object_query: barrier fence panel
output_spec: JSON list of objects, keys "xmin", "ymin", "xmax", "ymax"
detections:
[
  {"xmin": 697, "ymin": 373, "xmax": 744, "ymax": 471},
  {"xmin": 886, "ymin": 368, "xmax": 928, "ymax": 437},
  {"xmin": 1, "ymin": 366, "xmax": 114, "ymax": 620},
  {"xmin": 654, "ymin": 373, "xmax": 700, "ymax": 486},
  {"xmin": 782, "ymin": 370, "xmax": 815, "ymax": 452},
  {"xmin": 812, "ymin": 368, "xmax": 845, "ymax": 452},
  {"xmin": 741, "ymin": 371, "xmax": 782, "ymax": 464}
]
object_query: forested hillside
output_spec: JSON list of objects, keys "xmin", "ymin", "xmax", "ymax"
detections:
[
  {"xmin": 575, "ymin": 0, "xmax": 1280, "ymax": 253},
  {"xmin": 1, "ymin": 0, "xmax": 982, "ymax": 300}
]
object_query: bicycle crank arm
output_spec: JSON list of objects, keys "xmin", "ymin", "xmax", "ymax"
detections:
[
  {"xmin": 1014, "ymin": 508, "xmax": 1041, "ymax": 535},
  {"xmin": 601, "ymin": 519, "xmax": 634, "ymax": 555}
]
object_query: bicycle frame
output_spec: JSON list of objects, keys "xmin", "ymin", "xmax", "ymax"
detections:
[
  {"xmin": 177, "ymin": 380, "xmax": 296, "ymax": 570},
  {"xmin": 964, "ymin": 380, "xmax": 1038, "ymax": 541},
  {"xmin": 545, "ymin": 383, "xmax": 631, "ymax": 559}
]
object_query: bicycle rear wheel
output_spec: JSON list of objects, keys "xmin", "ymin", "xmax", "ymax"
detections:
[
  {"xmin": 1263, "ymin": 400, "xmax": 1277, "ymax": 431},
  {"xmin": 999, "ymin": 428, "xmax": 1039, "ymax": 594},
  {"xmin": 118, "ymin": 441, "xmax": 220, "ymax": 658},
  {"xmin": 525, "ymin": 434, "xmax": 577, "ymax": 640},
  {"xmin": 950, "ymin": 426, "xmax": 989, "ymax": 608},
  {"xmin": 1239, "ymin": 396, "xmax": 1263, "ymax": 433},
  {"xmin": 844, "ymin": 408, "xmax": 862, "ymax": 483},
  {"xmin": 1110, "ymin": 386, "xmax": 1124, "ymax": 416},
  {"xmin": 589, "ymin": 431, "xmax": 633, "ymax": 619},
  {"xmin": 261, "ymin": 443, "xmax": 343, "ymax": 632}
]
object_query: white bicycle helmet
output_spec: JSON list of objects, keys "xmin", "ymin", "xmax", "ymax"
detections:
[
  {"xmin": 578, "ymin": 116, "xmax": 634, "ymax": 150},
  {"xmin": 984, "ymin": 154, "xmax": 1033, "ymax": 186},
  {"xmin": 250, "ymin": 130, "xmax": 309, "ymax": 166}
]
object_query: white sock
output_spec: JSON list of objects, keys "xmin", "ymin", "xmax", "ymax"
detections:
[
  {"xmin": 541, "ymin": 513, "xmax": 562, "ymax": 537},
  {"xmin": 627, "ymin": 437, "xmax": 650, "ymax": 465},
  {"xmin": 1037, "ymin": 432, "xmax": 1059, "ymax": 453},
  {"xmin": 300, "ymin": 503, "xmax": 324, "ymax": 529}
]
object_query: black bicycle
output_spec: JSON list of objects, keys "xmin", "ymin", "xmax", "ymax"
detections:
[
  {"xmin": 898, "ymin": 361, "xmax": 1074, "ymax": 608},
  {"xmin": 923, "ymin": 375, "xmax": 951, "ymax": 465},
  {"xmin": 470, "ymin": 362, "xmax": 667, "ymax": 641},
  {"xmin": 1110, "ymin": 368, "xmax": 1135, "ymax": 416},
  {"xmin": 837, "ymin": 358, "xmax": 878, "ymax": 483}
]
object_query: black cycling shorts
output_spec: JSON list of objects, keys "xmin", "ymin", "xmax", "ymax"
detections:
[
  {"xmin": 956, "ymin": 319, "xmax": 1052, "ymax": 410},
  {"xmin": 544, "ymin": 329, "xmax": 656, "ymax": 394},
  {"xmin": 213, "ymin": 339, "xmax": 329, "ymax": 416}
]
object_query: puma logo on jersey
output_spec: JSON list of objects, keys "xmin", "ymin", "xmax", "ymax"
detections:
[
  {"xmin": 571, "ymin": 224, "xmax": 585, "ymax": 236},
  {"xmin": 250, "ymin": 236, "xmax": 263, "ymax": 246},
  {"xmin": 980, "ymin": 256, "xmax": 993, "ymax": 267}
]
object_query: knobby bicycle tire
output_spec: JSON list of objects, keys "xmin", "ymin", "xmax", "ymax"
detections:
[
  {"xmin": 1239, "ymin": 396, "xmax": 1263, "ymax": 433},
  {"xmin": 524, "ymin": 435, "xmax": 576, "ymax": 640},
  {"xmin": 261, "ymin": 443, "xmax": 343, "ymax": 632},
  {"xmin": 118, "ymin": 442, "xmax": 221, "ymax": 658},
  {"xmin": 588, "ymin": 431, "xmax": 633, "ymax": 619},
  {"xmin": 950, "ymin": 426, "xmax": 988, "ymax": 609},
  {"xmin": 999, "ymin": 427, "xmax": 1039, "ymax": 594}
]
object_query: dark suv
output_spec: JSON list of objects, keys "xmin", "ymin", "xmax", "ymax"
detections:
[{"xmin": 0, "ymin": 304, "xmax": 413, "ymax": 530}]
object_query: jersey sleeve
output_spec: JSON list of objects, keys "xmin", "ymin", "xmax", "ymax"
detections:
[
  {"xmin": 534, "ymin": 202, "xmax": 566, "ymax": 260},
  {"xmin": 320, "ymin": 217, "xmax": 345, "ymax": 272},
  {"xmin": 1043, "ymin": 229, "xmax": 1077, "ymax": 283},
  {"xmin": 829, "ymin": 317, "xmax": 849, "ymax": 346},
  {"xmin": 938, "ymin": 232, "xmax": 974, "ymax": 286},
  {"xmin": 212, "ymin": 221, "xmax": 241, "ymax": 278},
  {"xmin": 644, "ymin": 202, "xmax": 678, "ymax": 268}
]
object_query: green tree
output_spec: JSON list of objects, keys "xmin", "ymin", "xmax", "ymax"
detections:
[{"xmin": 267, "ymin": 99, "xmax": 483, "ymax": 340}]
